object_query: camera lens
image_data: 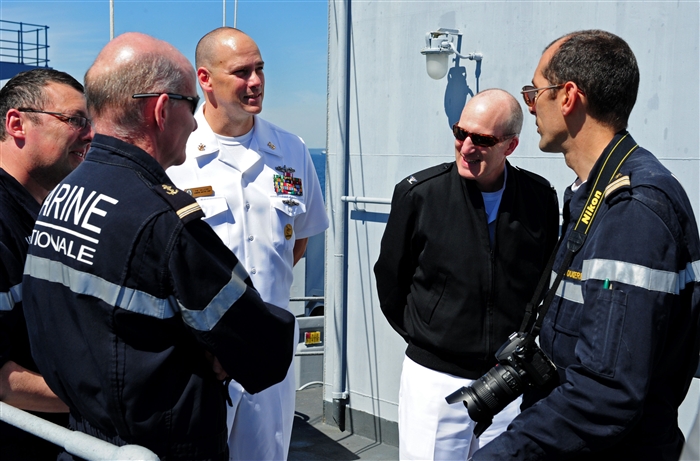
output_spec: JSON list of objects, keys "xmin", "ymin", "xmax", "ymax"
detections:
[
  {"xmin": 445, "ymin": 332, "xmax": 556, "ymax": 437},
  {"xmin": 462, "ymin": 364, "xmax": 524, "ymax": 423}
]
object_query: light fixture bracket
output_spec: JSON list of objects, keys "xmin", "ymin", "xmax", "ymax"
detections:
[{"xmin": 420, "ymin": 28, "xmax": 482, "ymax": 79}]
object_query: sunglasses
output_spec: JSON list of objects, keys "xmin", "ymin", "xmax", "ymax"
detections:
[
  {"xmin": 520, "ymin": 84, "xmax": 564, "ymax": 108},
  {"xmin": 17, "ymin": 108, "xmax": 91, "ymax": 130},
  {"xmin": 132, "ymin": 93, "xmax": 200, "ymax": 115},
  {"xmin": 452, "ymin": 124, "xmax": 515, "ymax": 148}
]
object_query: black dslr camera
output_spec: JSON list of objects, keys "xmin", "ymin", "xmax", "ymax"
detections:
[{"xmin": 445, "ymin": 331, "xmax": 557, "ymax": 437}]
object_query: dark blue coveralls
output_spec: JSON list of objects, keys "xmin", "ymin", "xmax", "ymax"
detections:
[
  {"xmin": 0, "ymin": 168, "xmax": 67, "ymax": 460},
  {"xmin": 474, "ymin": 133, "xmax": 700, "ymax": 460},
  {"xmin": 21, "ymin": 134, "xmax": 296, "ymax": 461}
]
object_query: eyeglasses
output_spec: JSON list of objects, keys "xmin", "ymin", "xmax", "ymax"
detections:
[
  {"xmin": 452, "ymin": 124, "xmax": 515, "ymax": 148},
  {"xmin": 520, "ymin": 84, "xmax": 564, "ymax": 108},
  {"xmin": 132, "ymin": 93, "xmax": 200, "ymax": 115},
  {"xmin": 17, "ymin": 108, "xmax": 91, "ymax": 130}
]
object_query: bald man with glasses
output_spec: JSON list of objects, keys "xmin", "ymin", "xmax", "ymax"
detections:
[
  {"xmin": 20, "ymin": 33, "xmax": 296, "ymax": 461},
  {"xmin": 374, "ymin": 88, "xmax": 559, "ymax": 460}
]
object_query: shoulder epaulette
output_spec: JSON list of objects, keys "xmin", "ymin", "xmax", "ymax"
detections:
[
  {"xmin": 398, "ymin": 162, "xmax": 452, "ymax": 191},
  {"xmin": 604, "ymin": 173, "xmax": 631, "ymax": 199},
  {"xmin": 153, "ymin": 183, "xmax": 205, "ymax": 224}
]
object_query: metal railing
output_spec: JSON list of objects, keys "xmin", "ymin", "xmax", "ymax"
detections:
[
  {"xmin": 341, "ymin": 196, "xmax": 391, "ymax": 205},
  {"xmin": 289, "ymin": 296, "xmax": 324, "ymax": 302},
  {"xmin": 0, "ymin": 20, "xmax": 49, "ymax": 67},
  {"xmin": 0, "ymin": 402, "xmax": 159, "ymax": 460},
  {"xmin": 1, "ymin": 299, "xmax": 324, "ymax": 458}
]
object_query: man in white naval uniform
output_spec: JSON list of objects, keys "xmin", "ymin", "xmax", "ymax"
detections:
[{"xmin": 167, "ymin": 27, "xmax": 328, "ymax": 461}]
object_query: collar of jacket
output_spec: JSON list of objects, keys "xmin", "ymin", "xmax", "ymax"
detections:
[
  {"xmin": 0, "ymin": 167, "xmax": 40, "ymax": 217},
  {"xmin": 458, "ymin": 160, "xmax": 513, "ymax": 199},
  {"xmin": 564, "ymin": 131, "xmax": 633, "ymax": 219},
  {"xmin": 88, "ymin": 133, "xmax": 170, "ymax": 186},
  {"xmin": 187, "ymin": 104, "xmax": 283, "ymax": 159}
]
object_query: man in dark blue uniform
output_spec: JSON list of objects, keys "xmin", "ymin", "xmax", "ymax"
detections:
[
  {"xmin": 21, "ymin": 32, "xmax": 296, "ymax": 461},
  {"xmin": 0, "ymin": 68, "xmax": 92, "ymax": 460},
  {"xmin": 374, "ymin": 89, "xmax": 559, "ymax": 459},
  {"xmin": 474, "ymin": 29, "xmax": 700, "ymax": 461}
]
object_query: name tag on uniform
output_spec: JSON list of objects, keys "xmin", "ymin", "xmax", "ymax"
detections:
[{"xmin": 184, "ymin": 186, "xmax": 214, "ymax": 198}]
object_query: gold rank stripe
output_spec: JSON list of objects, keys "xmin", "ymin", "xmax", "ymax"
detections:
[
  {"xmin": 604, "ymin": 175, "xmax": 630, "ymax": 198},
  {"xmin": 177, "ymin": 203, "xmax": 203, "ymax": 220}
]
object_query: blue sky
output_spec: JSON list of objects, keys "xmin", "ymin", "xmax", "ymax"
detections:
[{"xmin": 0, "ymin": 0, "xmax": 329, "ymax": 147}]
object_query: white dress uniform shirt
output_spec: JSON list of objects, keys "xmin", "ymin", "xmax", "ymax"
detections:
[
  {"xmin": 168, "ymin": 106, "xmax": 328, "ymax": 310},
  {"xmin": 168, "ymin": 105, "xmax": 328, "ymax": 461}
]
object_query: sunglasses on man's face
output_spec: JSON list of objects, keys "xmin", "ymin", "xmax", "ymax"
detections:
[
  {"xmin": 132, "ymin": 93, "xmax": 200, "ymax": 115},
  {"xmin": 520, "ymin": 84, "xmax": 564, "ymax": 108},
  {"xmin": 452, "ymin": 124, "xmax": 515, "ymax": 148}
]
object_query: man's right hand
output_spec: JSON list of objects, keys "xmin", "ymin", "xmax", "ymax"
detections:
[{"xmin": 204, "ymin": 351, "xmax": 229, "ymax": 380}]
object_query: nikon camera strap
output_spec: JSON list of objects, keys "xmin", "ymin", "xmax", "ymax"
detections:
[{"xmin": 519, "ymin": 132, "xmax": 639, "ymax": 337}]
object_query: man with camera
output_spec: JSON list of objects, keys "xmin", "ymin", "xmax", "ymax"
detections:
[
  {"xmin": 472, "ymin": 30, "xmax": 700, "ymax": 461},
  {"xmin": 374, "ymin": 89, "xmax": 559, "ymax": 460}
]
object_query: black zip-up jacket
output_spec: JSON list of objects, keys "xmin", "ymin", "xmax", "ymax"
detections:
[
  {"xmin": 374, "ymin": 161, "xmax": 559, "ymax": 378},
  {"xmin": 22, "ymin": 134, "xmax": 296, "ymax": 460}
]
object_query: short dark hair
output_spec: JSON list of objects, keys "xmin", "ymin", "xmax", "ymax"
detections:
[
  {"xmin": 0, "ymin": 68, "xmax": 84, "ymax": 141},
  {"xmin": 543, "ymin": 30, "xmax": 639, "ymax": 131}
]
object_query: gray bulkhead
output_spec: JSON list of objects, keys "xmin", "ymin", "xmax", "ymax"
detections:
[{"xmin": 322, "ymin": 0, "xmax": 700, "ymax": 446}]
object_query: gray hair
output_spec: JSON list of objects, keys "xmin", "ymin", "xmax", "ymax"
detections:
[
  {"xmin": 474, "ymin": 88, "xmax": 523, "ymax": 136},
  {"xmin": 503, "ymin": 95, "xmax": 523, "ymax": 136},
  {"xmin": 85, "ymin": 53, "xmax": 189, "ymax": 136}
]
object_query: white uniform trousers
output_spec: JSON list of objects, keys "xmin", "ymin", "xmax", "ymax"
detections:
[
  {"xmin": 399, "ymin": 355, "xmax": 521, "ymax": 461},
  {"xmin": 225, "ymin": 323, "xmax": 298, "ymax": 461}
]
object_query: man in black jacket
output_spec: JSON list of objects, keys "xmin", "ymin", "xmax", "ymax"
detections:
[{"xmin": 374, "ymin": 88, "xmax": 559, "ymax": 460}]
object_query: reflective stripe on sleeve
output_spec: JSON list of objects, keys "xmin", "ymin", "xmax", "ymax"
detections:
[
  {"xmin": 179, "ymin": 267, "xmax": 249, "ymax": 331},
  {"xmin": 23, "ymin": 254, "xmax": 250, "ymax": 331},
  {"xmin": 680, "ymin": 260, "xmax": 700, "ymax": 287},
  {"xmin": 232, "ymin": 260, "xmax": 250, "ymax": 283},
  {"xmin": 551, "ymin": 271, "xmax": 584, "ymax": 304},
  {"xmin": 0, "ymin": 291, "xmax": 10, "ymax": 311},
  {"xmin": 0, "ymin": 284, "xmax": 22, "ymax": 311},
  {"xmin": 581, "ymin": 258, "xmax": 700, "ymax": 295},
  {"xmin": 24, "ymin": 254, "xmax": 178, "ymax": 319}
]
